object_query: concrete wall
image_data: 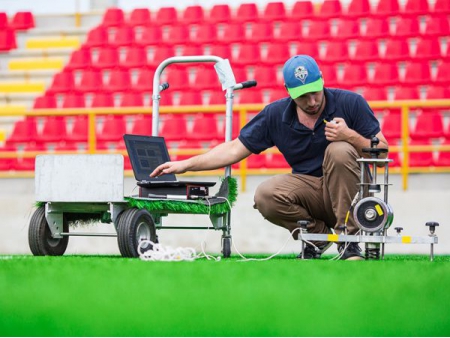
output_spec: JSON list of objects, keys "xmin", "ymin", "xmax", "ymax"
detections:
[{"xmin": 1, "ymin": 173, "xmax": 449, "ymax": 257}]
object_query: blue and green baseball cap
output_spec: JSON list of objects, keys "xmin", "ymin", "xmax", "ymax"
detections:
[{"xmin": 282, "ymin": 55, "xmax": 324, "ymax": 99}]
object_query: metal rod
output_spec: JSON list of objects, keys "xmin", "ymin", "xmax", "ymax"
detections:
[
  {"xmin": 430, "ymin": 243, "xmax": 434, "ymax": 262},
  {"xmin": 384, "ymin": 162, "xmax": 389, "ymax": 203},
  {"xmin": 60, "ymin": 232, "xmax": 117, "ymax": 237},
  {"xmin": 155, "ymin": 226, "xmax": 224, "ymax": 230}
]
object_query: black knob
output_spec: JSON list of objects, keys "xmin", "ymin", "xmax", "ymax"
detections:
[
  {"xmin": 371, "ymin": 136, "xmax": 380, "ymax": 148},
  {"xmin": 394, "ymin": 227, "xmax": 403, "ymax": 234},
  {"xmin": 297, "ymin": 220, "xmax": 310, "ymax": 229},
  {"xmin": 426, "ymin": 221, "xmax": 439, "ymax": 232}
]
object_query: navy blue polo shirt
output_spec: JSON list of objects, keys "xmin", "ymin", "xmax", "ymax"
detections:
[{"xmin": 238, "ymin": 88, "xmax": 380, "ymax": 177}]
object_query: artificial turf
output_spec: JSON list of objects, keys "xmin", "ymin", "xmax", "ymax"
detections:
[{"xmin": 0, "ymin": 254, "xmax": 449, "ymax": 337}]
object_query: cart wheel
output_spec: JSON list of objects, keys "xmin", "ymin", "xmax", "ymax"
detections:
[
  {"xmin": 28, "ymin": 206, "xmax": 69, "ymax": 256},
  {"xmin": 222, "ymin": 236, "xmax": 231, "ymax": 258},
  {"xmin": 117, "ymin": 208, "xmax": 157, "ymax": 258}
]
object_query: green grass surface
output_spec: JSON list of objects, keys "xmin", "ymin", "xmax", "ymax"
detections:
[{"xmin": 1, "ymin": 255, "xmax": 449, "ymax": 337}]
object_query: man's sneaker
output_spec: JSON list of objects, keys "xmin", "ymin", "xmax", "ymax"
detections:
[
  {"xmin": 338, "ymin": 242, "xmax": 364, "ymax": 260},
  {"xmin": 298, "ymin": 241, "xmax": 333, "ymax": 260}
]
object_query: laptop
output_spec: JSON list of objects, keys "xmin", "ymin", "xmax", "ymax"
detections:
[{"xmin": 123, "ymin": 134, "xmax": 216, "ymax": 198}]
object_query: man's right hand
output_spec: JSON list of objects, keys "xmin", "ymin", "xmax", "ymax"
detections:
[{"xmin": 150, "ymin": 161, "xmax": 189, "ymax": 177}]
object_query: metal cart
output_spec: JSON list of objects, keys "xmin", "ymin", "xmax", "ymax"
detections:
[{"xmin": 28, "ymin": 56, "xmax": 256, "ymax": 258}]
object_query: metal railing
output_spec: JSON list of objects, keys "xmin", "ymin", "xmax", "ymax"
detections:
[{"xmin": 1, "ymin": 99, "xmax": 449, "ymax": 190}]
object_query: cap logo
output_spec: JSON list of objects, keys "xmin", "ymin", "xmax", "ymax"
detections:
[{"xmin": 294, "ymin": 66, "xmax": 308, "ymax": 84}]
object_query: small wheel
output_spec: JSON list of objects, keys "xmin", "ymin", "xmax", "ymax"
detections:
[
  {"xmin": 28, "ymin": 206, "xmax": 69, "ymax": 256},
  {"xmin": 117, "ymin": 208, "xmax": 157, "ymax": 258},
  {"xmin": 222, "ymin": 236, "xmax": 231, "ymax": 258}
]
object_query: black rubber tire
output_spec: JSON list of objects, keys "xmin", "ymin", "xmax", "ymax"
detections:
[
  {"xmin": 222, "ymin": 236, "xmax": 231, "ymax": 258},
  {"xmin": 28, "ymin": 206, "xmax": 69, "ymax": 256},
  {"xmin": 117, "ymin": 208, "xmax": 157, "ymax": 258}
]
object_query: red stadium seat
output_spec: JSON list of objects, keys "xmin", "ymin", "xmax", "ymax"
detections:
[
  {"xmin": 173, "ymin": 140, "xmax": 204, "ymax": 161},
  {"xmin": 231, "ymin": 44, "xmax": 261, "ymax": 66},
  {"xmin": 207, "ymin": 4, "xmax": 232, "ymax": 24},
  {"xmin": 103, "ymin": 69, "xmax": 131, "ymax": 93},
  {"xmin": 339, "ymin": 63, "xmax": 368, "ymax": 88},
  {"xmin": 289, "ymin": 1, "xmax": 315, "ymax": 21},
  {"xmin": 320, "ymin": 64, "xmax": 339, "ymax": 87},
  {"xmin": 0, "ymin": 12, "xmax": 8, "ymax": 29},
  {"xmin": 423, "ymin": 15, "xmax": 450, "ymax": 37},
  {"xmin": 304, "ymin": 19, "xmax": 332, "ymax": 40},
  {"xmin": 62, "ymin": 93, "xmax": 85, "ymax": 108},
  {"xmin": 361, "ymin": 17, "xmax": 390, "ymax": 39},
  {"xmin": 159, "ymin": 115, "xmax": 188, "ymax": 141},
  {"xmin": 0, "ymin": 29, "xmax": 16, "ymax": 51},
  {"xmin": 147, "ymin": 46, "xmax": 174, "ymax": 69},
  {"xmin": 401, "ymin": 61, "xmax": 432, "ymax": 85},
  {"xmin": 0, "ymin": 144, "xmax": 17, "ymax": 171},
  {"xmin": 6, "ymin": 119, "xmax": 38, "ymax": 144},
  {"xmin": 119, "ymin": 92, "xmax": 144, "ymax": 107},
  {"xmin": 207, "ymin": 44, "xmax": 232, "ymax": 59},
  {"xmin": 127, "ymin": 8, "xmax": 151, "ymax": 27},
  {"xmin": 380, "ymin": 112, "xmax": 403, "ymax": 142},
  {"xmin": 402, "ymin": 0, "xmax": 430, "ymax": 16},
  {"xmin": 90, "ymin": 92, "xmax": 114, "ymax": 108},
  {"xmin": 262, "ymin": 43, "xmax": 291, "ymax": 66},
  {"xmin": 435, "ymin": 139, "xmax": 450, "ymax": 167},
  {"xmin": 317, "ymin": 0, "xmax": 342, "ymax": 19},
  {"xmin": 97, "ymin": 116, "xmax": 127, "ymax": 142},
  {"xmin": 409, "ymin": 140, "xmax": 434, "ymax": 167},
  {"xmin": 235, "ymin": 88, "xmax": 264, "ymax": 104},
  {"xmin": 47, "ymin": 70, "xmax": 75, "ymax": 95},
  {"xmin": 360, "ymin": 87, "xmax": 388, "ymax": 101},
  {"xmin": 261, "ymin": 2, "xmax": 287, "ymax": 23},
  {"xmin": 33, "ymin": 94, "xmax": 57, "ymax": 109},
  {"xmin": 218, "ymin": 23, "xmax": 246, "ymax": 44},
  {"xmin": 247, "ymin": 154, "xmax": 268, "ymax": 169},
  {"xmin": 248, "ymin": 65, "xmax": 278, "ymax": 89},
  {"xmin": 36, "ymin": 117, "xmax": 67, "ymax": 144},
  {"xmin": 424, "ymin": 85, "xmax": 450, "ymax": 99},
  {"xmin": 76, "ymin": 69, "xmax": 103, "ymax": 93},
  {"xmin": 109, "ymin": 26, "xmax": 135, "ymax": 47},
  {"xmin": 164, "ymin": 68, "xmax": 189, "ymax": 91},
  {"xmin": 194, "ymin": 67, "xmax": 219, "ymax": 90},
  {"xmin": 266, "ymin": 152, "xmax": 289, "ymax": 169},
  {"xmin": 433, "ymin": 61, "xmax": 450, "ymax": 85},
  {"xmin": 276, "ymin": 21, "xmax": 302, "ymax": 43},
  {"xmin": 410, "ymin": 111, "xmax": 445, "ymax": 141},
  {"xmin": 190, "ymin": 114, "xmax": 221, "ymax": 141},
  {"xmin": 345, "ymin": 0, "xmax": 372, "ymax": 18},
  {"xmin": 350, "ymin": 39, "xmax": 380, "ymax": 62},
  {"xmin": 10, "ymin": 11, "xmax": 35, "ymax": 30},
  {"xmin": 334, "ymin": 19, "xmax": 361, "ymax": 40},
  {"xmin": 91, "ymin": 46, "xmax": 119, "ymax": 70},
  {"xmin": 133, "ymin": 68, "xmax": 154, "ymax": 92},
  {"xmin": 392, "ymin": 85, "xmax": 420, "ymax": 100},
  {"xmin": 100, "ymin": 7, "xmax": 124, "ymax": 28},
  {"xmin": 234, "ymin": 3, "xmax": 259, "ymax": 23},
  {"xmin": 120, "ymin": 46, "xmax": 148, "ymax": 69},
  {"xmin": 374, "ymin": 0, "xmax": 400, "ymax": 17},
  {"xmin": 248, "ymin": 22, "xmax": 274, "ymax": 43},
  {"xmin": 83, "ymin": 26, "xmax": 108, "ymax": 48},
  {"xmin": 154, "ymin": 7, "xmax": 178, "ymax": 26},
  {"xmin": 135, "ymin": 26, "xmax": 163, "ymax": 47},
  {"xmin": 381, "ymin": 38, "xmax": 410, "ymax": 61},
  {"xmin": 413, "ymin": 37, "xmax": 442, "ymax": 61},
  {"xmin": 369, "ymin": 62, "xmax": 399, "ymax": 86},
  {"xmin": 15, "ymin": 144, "xmax": 45, "ymax": 171},
  {"xmin": 293, "ymin": 41, "xmax": 320, "ymax": 59},
  {"xmin": 164, "ymin": 25, "xmax": 190, "ymax": 46},
  {"xmin": 392, "ymin": 17, "xmax": 420, "ymax": 38},
  {"xmin": 130, "ymin": 115, "xmax": 152, "ymax": 136},
  {"xmin": 66, "ymin": 116, "xmax": 88, "ymax": 143},
  {"xmin": 65, "ymin": 48, "xmax": 91, "ymax": 71},
  {"xmin": 321, "ymin": 41, "xmax": 349, "ymax": 64},
  {"xmin": 192, "ymin": 24, "xmax": 217, "ymax": 45},
  {"xmin": 433, "ymin": 0, "xmax": 450, "ymax": 14},
  {"xmin": 180, "ymin": 5, "xmax": 204, "ymax": 25}
]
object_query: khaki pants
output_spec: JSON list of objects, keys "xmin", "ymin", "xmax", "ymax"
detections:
[{"xmin": 253, "ymin": 141, "xmax": 361, "ymax": 237}]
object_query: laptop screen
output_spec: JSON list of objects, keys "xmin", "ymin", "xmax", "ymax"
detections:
[{"xmin": 123, "ymin": 134, "xmax": 176, "ymax": 182}]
